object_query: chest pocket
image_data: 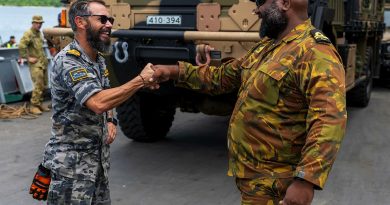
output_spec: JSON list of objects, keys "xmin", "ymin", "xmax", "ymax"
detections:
[
  {"xmin": 246, "ymin": 61, "xmax": 289, "ymax": 106},
  {"xmin": 33, "ymin": 37, "xmax": 43, "ymax": 50}
]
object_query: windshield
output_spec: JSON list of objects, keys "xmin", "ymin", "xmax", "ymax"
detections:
[
  {"xmin": 385, "ymin": 11, "xmax": 390, "ymax": 28},
  {"xmin": 384, "ymin": 11, "xmax": 390, "ymax": 41}
]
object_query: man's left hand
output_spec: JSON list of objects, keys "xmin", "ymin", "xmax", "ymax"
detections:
[
  {"xmin": 106, "ymin": 122, "xmax": 117, "ymax": 144},
  {"xmin": 279, "ymin": 179, "xmax": 314, "ymax": 205},
  {"xmin": 29, "ymin": 164, "xmax": 51, "ymax": 201}
]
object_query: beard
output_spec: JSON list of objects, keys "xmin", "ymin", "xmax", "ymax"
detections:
[
  {"xmin": 86, "ymin": 23, "xmax": 112, "ymax": 53},
  {"xmin": 259, "ymin": 0, "xmax": 288, "ymax": 39}
]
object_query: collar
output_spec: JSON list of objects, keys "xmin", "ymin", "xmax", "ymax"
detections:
[
  {"xmin": 30, "ymin": 28, "xmax": 40, "ymax": 35},
  {"xmin": 71, "ymin": 40, "xmax": 104, "ymax": 65},
  {"xmin": 282, "ymin": 19, "xmax": 312, "ymax": 44}
]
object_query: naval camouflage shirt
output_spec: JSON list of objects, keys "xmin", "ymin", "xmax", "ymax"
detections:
[
  {"xmin": 177, "ymin": 19, "xmax": 347, "ymax": 189},
  {"xmin": 43, "ymin": 40, "xmax": 111, "ymax": 182}
]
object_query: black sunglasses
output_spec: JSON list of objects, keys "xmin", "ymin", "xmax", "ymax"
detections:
[
  {"xmin": 255, "ymin": 0, "xmax": 266, "ymax": 7},
  {"xmin": 80, "ymin": 14, "xmax": 114, "ymax": 25}
]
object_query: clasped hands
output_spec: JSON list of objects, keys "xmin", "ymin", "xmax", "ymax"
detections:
[
  {"xmin": 138, "ymin": 44, "xmax": 213, "ymax": 89},
  {"xmin": 138, "ymin": 63, "xmax": 176, "ymax": 90}
]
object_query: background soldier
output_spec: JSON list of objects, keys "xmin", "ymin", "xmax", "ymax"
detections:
[
  {"xmin": 1, "ymin": 35, "xmax": 16, "ymax": 48},
  {"xmin": 19, "ymin": 15, "xmax": 50, "ymax": 115},
  {"xmin": 28, "ymin": 0, "xmax": 155, "ymax": 204},
  {"xmin": 150, "ymin": 0, "xmax": 347, "ymax": 204}
]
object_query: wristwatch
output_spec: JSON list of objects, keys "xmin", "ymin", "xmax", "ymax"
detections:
[{"xmin": 107, "ymin": 117, "xmax": 118, "ymax": 126}]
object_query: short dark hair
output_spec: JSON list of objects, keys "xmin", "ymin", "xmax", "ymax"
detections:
[
  {"xmin": 10, "ymin": 36, "xmax": 15, "ymax": 39},
  {"xmin": 68, "ymin": 0, "xmax": 106, "ymax": 31}
]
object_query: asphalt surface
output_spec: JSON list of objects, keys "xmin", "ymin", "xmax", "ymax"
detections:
[{"xmin": 0, "ymin": 86, "xmax": 390, "ymax": 205}]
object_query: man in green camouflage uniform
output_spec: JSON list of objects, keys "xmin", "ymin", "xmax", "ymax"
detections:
[
  {"xmin": 150, "ymin": 0, "xmax": 347, "ymax": 204},
  {"xmin": 19, "ymin": 15, "xmax": 49, "ymax": 115},
  {"xmin": 28, "ymin": 0, "xmax": 155, "ymax": 204}
]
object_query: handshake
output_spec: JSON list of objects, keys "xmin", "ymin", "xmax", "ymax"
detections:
[
  {"xmin": 137, "ymin": 44, "xmax": 213, "ymax": 90},
  {"xmin": 137, "ymin": 63, "xmax": 180, "ymax": 90}
]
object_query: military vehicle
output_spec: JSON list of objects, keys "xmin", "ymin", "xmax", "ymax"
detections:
[
  {"xmin": 44, "ymin": 0, "xmax": 386, "ymax": 142},
  {"xmin": 380, "ymin": 1, "xmax": 390, "ymax": 82}
]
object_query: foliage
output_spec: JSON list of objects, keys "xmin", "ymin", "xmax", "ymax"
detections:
[{"xmin": 0, "ymin": 0, "xmax": 61, "ymax": 7}]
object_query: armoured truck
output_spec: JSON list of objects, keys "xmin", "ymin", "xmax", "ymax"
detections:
[
  {"xmin": 380, "ymin": 1, "xmax": 390, "ymax": 82},
  {"xmin": 44, "ymin": 0, "xmax": 386, "ymax": 142}
]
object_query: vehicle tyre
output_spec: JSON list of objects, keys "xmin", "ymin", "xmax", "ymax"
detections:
[
  {"xmin": 116, "ymin": 93, "xmax": 176, "ymax": 142},
  {"xmin": 378, "ymin": 62, "xmax": 390, "ymax": 87},
  {"xmin": 347, "ymin": 47, "xmax": 373, "ymax": 107}
]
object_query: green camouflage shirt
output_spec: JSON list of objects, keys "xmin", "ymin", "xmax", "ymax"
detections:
[
  {"xmin": 177, "ymin": 19, "xmax": 347, "ymax": 189},
  {"xmin": 18, "ymin": 28, "xmax": 48, "ymax": 67}
]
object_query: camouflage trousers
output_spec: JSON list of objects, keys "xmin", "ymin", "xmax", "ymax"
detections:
[
  {"xmin": 47, "ymin": 168, "xmax": 110, "ymax": 205},
  {"xmin": 235, "ymin": 177, "xmax": 294, "ymax": 205},
  {"xmin": 29, "ymin": 64, "xmax": 48, "ymax": 106}
]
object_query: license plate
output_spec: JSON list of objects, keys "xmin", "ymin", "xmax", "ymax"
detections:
[{"xmin": 146, "ymin": 15, "xmax": 182, "ymax": 25}]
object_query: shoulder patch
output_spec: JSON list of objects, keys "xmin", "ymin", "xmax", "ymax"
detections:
[
  {"xmin": 66, "ymin": 49, "xmax": 81, "ymax": 57},
  {"xmin": 103, "ymin": 69, "xmax": 109, "ymax": 77},
  {"xmin": 69, "ymin": 68, "xmax": 88, "ymax": 82},
  {"xmin": 310, "ymin": 29, "xmax": 331, "ymax": 44}
]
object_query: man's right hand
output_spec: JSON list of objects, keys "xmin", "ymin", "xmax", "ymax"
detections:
[
  {"xmin": 139, "ymin": 63, "xmax": 154, "ymax": 81},
  {"xmin": 29, "ymin": 164, "xmax": 51, "ymax": 201},
  {"xmin": 17, "ymin": 58, "xmax": 25, "ymax": 65},
  {"xmin": 138, "ymin": 63, "xmax": 161, "ymax": 89}
]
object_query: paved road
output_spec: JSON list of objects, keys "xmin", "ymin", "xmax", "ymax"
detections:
[{"xmin": 0, "ymin": 87, "xmax": 389, "ymax": 205}]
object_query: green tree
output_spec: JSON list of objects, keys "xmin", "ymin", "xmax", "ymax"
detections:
[{"xmin": 0, "ymin": 0, "xmax": 61, "ymax": 7}]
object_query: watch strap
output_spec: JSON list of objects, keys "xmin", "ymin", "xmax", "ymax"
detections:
[{"xmin": 107, "ymin": 117, "xmax": 118, "ymax": 126}]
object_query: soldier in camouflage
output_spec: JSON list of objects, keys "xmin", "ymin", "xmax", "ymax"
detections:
[
  {"xmin": 150, "ymin": 0, "xmax": 347, "ymax": 204},
  {"xmin": 29, "ymin": 0, "xmax": 155, "ymax": 204},
  {"xmin": 19, "ymin": 15, "xmax": 50, "ymax": 115}
]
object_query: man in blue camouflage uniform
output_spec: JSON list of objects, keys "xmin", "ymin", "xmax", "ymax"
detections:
[
  {"xmin": 28, "ymin": 0, "xmax": 155, "ymax": 204},
  {"xmin": 150, "ymin": 0, "xmax": 347, "ymax": 204}
]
